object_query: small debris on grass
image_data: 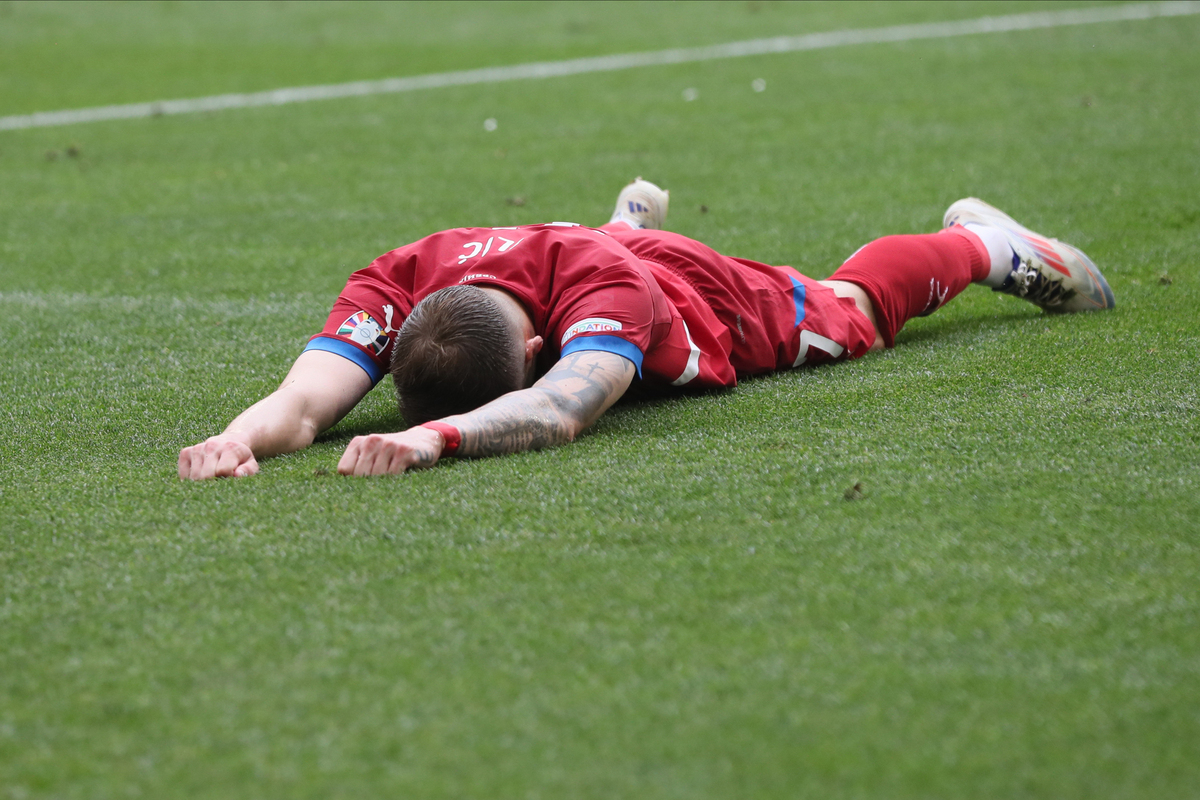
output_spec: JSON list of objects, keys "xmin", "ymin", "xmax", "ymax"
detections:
[
  {"xmin": 66, "ymin": 144, "xmax": 81, "ymax": 158},
  {"xmin": 1081, "ymin": 95, "xmax": 1094, "ymax": 108},
  {"xmin": 313, "ymin": 468, "xmax": 329, "ymax": 476},
  {"xmin": 700, "ymin": 204, "xmax": 709, "ymax": 214},
  {"xmin": 843, "ymin": 481, "xmax": 864, "ymax": 501},
  {"xmin": 505, "ymin": 196, "xmax": 526, "ymax": 207},
  {"xmin": 1159, "ymin": 273, "xmax": 1172, "ymax": 285}
]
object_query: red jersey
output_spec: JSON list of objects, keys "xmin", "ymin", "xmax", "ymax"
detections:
[{"xmin": 307, "ymin": 223, "xmax": 875, "ymax": 389}]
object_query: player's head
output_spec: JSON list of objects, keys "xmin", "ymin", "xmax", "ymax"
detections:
[{"xmin": 390, "ymin": 285, "xmax": 534, "ymax": 426}]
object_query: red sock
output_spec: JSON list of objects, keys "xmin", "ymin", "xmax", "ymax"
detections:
[{"xmin": 827, "ymin": 229, "xmax": 989, "ymax": 347}]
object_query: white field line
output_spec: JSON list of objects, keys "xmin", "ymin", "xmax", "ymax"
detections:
[
  {"xmin": 0, "ymin": 289, "xmax": 327, "ymax": 317},
  {"xmin": 2, "ymin": 1, "xmax": 1198, "ymax": 132}
]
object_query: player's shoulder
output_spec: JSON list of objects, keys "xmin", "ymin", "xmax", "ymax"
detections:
[{"xmin": 361, "ymin": 222, "xmax": 626, "ymax": 283}]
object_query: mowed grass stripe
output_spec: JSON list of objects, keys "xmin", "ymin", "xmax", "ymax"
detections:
[
  {"xmin": 3, "ymin": 1, "xmax": 1197, "ymax": 131},
  {"xmin": 0, "ymin": 289, "xmax": 326, "ymax": 314}
]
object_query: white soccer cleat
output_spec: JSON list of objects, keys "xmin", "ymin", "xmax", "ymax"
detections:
[
  {"xmin": 944, "ymin": 197, "xmax": 1115, "ymax": 312},
  {"xmin": 609, "ymin": 177, "xmax": 670, "ymax": 230}
]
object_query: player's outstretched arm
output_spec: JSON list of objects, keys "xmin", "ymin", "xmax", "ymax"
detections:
[
  {"xmin": 179, "ymin": 349, "xmax": 374, "ymax": 480},
  {"xmin": 336, "ymin": 349, "xmax": 636, "ymax": 477}
]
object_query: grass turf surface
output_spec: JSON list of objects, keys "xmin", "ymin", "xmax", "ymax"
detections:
[{"xmin": 2, "ymin": 1, "xmax": 1199, "ymax": 797}]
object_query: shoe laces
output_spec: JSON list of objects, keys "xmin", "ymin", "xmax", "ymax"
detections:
[{"xmin": 1004, "ymin": 257, "xmax": 1075, "ymax": 307}]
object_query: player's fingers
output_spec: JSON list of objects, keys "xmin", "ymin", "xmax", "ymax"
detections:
[
  {"xmin": 178, "ymin": 447, "xmax": 192, "ymax": 479},
  {"xmin": 380, "ymin": 440, "xmax": 415, "ymax": 475},
  {"xmin": 339, "ymin": 435, "xmax": 415, "ymax": 476},
  {"xmin": 185, "ymin": 447, "xmax": 208, "ymax": 480},
  {"xmin": 337, "ymin": 437, "xmax": 364, "ymax": 476},
  {"xmin": 361, "ymin": 436, "xmax": 400, "ymax": 476},
  {"xmin": 195, "ymin": 457, "xmax": 214, "ymax": 481},
  {"xmin": 197, "ymin": 441, "xmax": 224, "ymax": 481},
  {"xmin": 213, "ymin": 446, "xmax": 242, "ymax": 478},
  {"xmin": 233, "ymin": 458, "xmax": 259, "ymax": 478},
  {"xmin": 357, "ymin": 439, "xmax": 390, "ymax": 476},
  {"xmin": 192, "ymin": 449, "xmax": 209, "ymax": 480}
]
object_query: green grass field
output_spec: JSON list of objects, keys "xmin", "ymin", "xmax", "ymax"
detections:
[{"xmin": 3, "ymin": 1, "xmax": 1199, "ymax": 797}]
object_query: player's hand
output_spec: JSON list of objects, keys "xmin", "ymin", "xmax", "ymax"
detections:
[
  {"xmin": 337, "ymin": 428, "xmax": 444, "ymax": 476},
  {"xmin": 178, "ymin": 435, "xmax": 259, "ymax": 480}
]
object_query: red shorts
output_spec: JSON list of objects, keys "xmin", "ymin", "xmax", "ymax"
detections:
[{"xmin": 604, "ymin": 227, "xmax": 878, "ymax": 381}]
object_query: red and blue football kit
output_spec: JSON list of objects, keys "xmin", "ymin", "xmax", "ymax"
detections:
[{"xmin": 306, "ymin": 222, "xmax": 878, "ymax": 389}]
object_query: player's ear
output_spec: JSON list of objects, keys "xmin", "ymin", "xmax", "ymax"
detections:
[
  {"xmin": 520, "ymin": 335, "xmax": 544, "ymax": 388},
  {"xmin": 524, "ymin": 335, "xmax": 543, "ymax": 365}
]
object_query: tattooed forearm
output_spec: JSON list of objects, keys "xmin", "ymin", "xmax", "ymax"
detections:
[
  {"xmin": 459, "ymin": 399, "xmax": 569, "ymax": 455},
  {"xmin": 444, "ymin": 350, "xmax": 636, "ymax": 459}
]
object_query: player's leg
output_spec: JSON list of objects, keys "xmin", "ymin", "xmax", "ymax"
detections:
[
  {"xmin": 825, "ymin": 200, "xmax": 1115, "ymax": 347},
  {"xmin": 821, "ymin": 229, "xmax": 986, "ymax": 348},
  {"xmin": 814, "ymin": 280, "xmax": 886, "ymax": 351},
  {"xmin": 601, "ymin": 178, "xmax": 670, "ymax": 232}
]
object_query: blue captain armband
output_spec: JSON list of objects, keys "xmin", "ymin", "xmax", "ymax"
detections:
[
  {"xmin": 560, "ymin": 335, "xmax": 644, "ymax": 377},
  {"xmin": 303, "ymin": 337, "xmax": 385, "ymax": 384}
]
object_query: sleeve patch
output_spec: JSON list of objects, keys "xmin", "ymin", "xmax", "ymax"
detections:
[
  {"xmin": 560, "ymin": 317, "xmax": 624, "ymax": 347},
  {"xmin": 337, "ymin": 310, "xmax": 390, "ymax": 355}
]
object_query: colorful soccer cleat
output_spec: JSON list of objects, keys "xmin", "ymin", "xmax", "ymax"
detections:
[
  {"xmin": 610, "ymin": 177, "xmax": 670, "ymax": 230},
  {"xmin": 944, "ymin": 198, "xmax": 1115, "ymax": 312}
]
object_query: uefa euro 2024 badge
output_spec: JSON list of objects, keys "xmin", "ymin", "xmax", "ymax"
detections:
[{"xmin": 337, "ymin": 310, "xmax": 390, "ymax": 355}]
